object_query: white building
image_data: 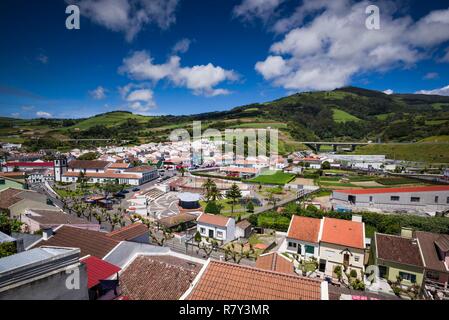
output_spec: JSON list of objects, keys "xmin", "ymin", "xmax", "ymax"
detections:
[
  {"xmin": 281, "ymin": 215, "xmax": 366, "ymax": 279},
  {"xmin": 332, "ymin": 185, "xmax": 449, "ymax": 215},
  {"xmin": 196, "ymin": 213, "xmax": 236, "ymax": 243},
  {"xmin": 61, "ymin": 160, "xmax": 158, "ymax": 186}
]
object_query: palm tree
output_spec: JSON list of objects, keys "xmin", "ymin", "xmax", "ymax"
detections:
[
  {"xmin": 202, "ymin": 178, "xmax": 216, "ymax": 202},
  {"xmin": 209, "ymin": 185, "xmax": 223, "ymax": 202}
]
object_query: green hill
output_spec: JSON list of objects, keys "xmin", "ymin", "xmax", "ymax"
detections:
[{"xmin": 1, "ymin": 87, "xmax": 449, "ymax": 162}]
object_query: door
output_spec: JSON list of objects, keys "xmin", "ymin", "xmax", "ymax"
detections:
[
  {"xmin": 343, "ymin": 253, "xmax": 350, "ymax": 267},
  {"xmin": 319, "ymin": 260, "xmax": 326, "ymax": 272},
  {"xmin": 208, "ymin": 229, "xmax": 214, "ymax": 238}
]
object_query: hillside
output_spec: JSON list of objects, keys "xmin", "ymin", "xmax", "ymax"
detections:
[{"xmin": 1, "ymin": 87, "xmax": 449, "ymax": 162}]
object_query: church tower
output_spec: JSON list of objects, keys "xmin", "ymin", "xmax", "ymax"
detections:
[{"xmin": 53, "ymin": 156, "xmax": 68, "ymax": 182}]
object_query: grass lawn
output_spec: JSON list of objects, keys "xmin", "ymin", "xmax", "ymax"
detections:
[
  {"xmin": 353, "ymin": 142, "xmax": 449, "ymax": 164},
  {"xmin": 331, "ymin": 108, "xmax": 362, "ymax": 123},
  {"xmin": 199, "ymin": 199, "xmax": 244, "ymax": 214},
  {"xmin": 247, "ymin": 170, "xmax": 295, "ymax": 185},
  {"xmin": 375, "ymin": 177, "xmax": 426, "ymax": 186}
]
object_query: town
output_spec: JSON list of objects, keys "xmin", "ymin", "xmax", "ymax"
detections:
[
  {"xmin": 2, "ymin": 0, "xmax": 449, "ymax": 309},
  {"xmin": 1, "ymin": 133, "xmax": 448, "ymax": 301}
]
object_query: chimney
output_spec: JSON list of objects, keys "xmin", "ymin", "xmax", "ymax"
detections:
[
  {"xmin": 351, "ymin": 215, "xmax": 362, "ymax": 223},
  {"xmin": 42, "ymin": 228, "xmax": 53, "ymax": 240},
  {"xmin": 401, "ymin": 227, "xmax": 413, "ymax": 239}
]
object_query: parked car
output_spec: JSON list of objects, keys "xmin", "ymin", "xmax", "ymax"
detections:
[
  {"xmin": 121, "ymin": 190, "xmax": 130, "ymax": 194},
  {"xmin": 132, "ymin": 187, "xmax": 140, "ymax": 192}
]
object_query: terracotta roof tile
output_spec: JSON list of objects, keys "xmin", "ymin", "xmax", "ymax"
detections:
[
  {"xmin": 120, "ymin": 255, "xmax": 202, "ymax": 300},
  {"xmin": 287, "ymin": 216, "xmax": 321, "ymax": 243},
  {"xmin": 0, "ymin": 188, "xmax": 23, "ymax": 209},
  {"xmin": 186, "ymin": 260, "xmax": 322, "ymax": 300},
  {"xmin": 81, "ymin": 256, "xmax": 121, "ymax": 289},
  {"xmin": 256, "ymin": 252, "xmax": 295, "ymax": 275},
  {"xmin": 32, "ymin": 225, "xmax": 119, "ymax": 258},
  {"xmin": 68, "ymin": 160, "xmax": 110, "ymax": 169},
  {"xmin": 321, "ymin": 217, "xmax": 364, "ymax": 249},
  {"xmin": 197, "ymin": 213, "xmax": 231, "ymax": 228},
  {"xmin": 107, "ymin": 223, "xmax": 148, "ymax": 241},
  {"xmin": 414, "ymin": 231, "xmax": 448, "ymax": 272},
  {"xmin": 375, "ymin": 233, "xmax": 423, "ymax": 267}
]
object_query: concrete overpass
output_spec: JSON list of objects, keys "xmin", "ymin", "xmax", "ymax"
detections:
[{"xmin": 299, "ymin": 141, "xmax": 370, "ymax": 152}]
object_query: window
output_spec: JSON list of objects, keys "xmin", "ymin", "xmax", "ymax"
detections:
[
  {"xmin": 435, "ymin": 196, "xmax": 439, "ymax": 203},
  {"xmin": 399, "ymin": 272, "xmax": 416, "ymax": 283},
  {"xmin": 200, "ymin": 227, "xmax": 205, "ymax": 234},
  {"xmin": 354, "ymin": 256, "xmax": 360, "ymax": 262},
  {"xmin": 447, "ymin": 197, "xmax": 449, "ymax": 204},
  {"xmin": 369, "ymin": 196, "xmax": 373, "ymax": 202},
  {"xmin": 348, "ymin": 195, "xmax": 356, "ymax": 204},
  {"xmin": 305, "ymin": 245, "xmax": 314, "ymax": 254},
  {"xmin": 426, "ymin": 271, "xmax": 440, "ymax": 281},
  {"xmin": 390, "ymin": 196, "xmax": 400, "ymax": 201},
  {"xmin": 288, "ymin": 242, "xmax": 297, "ymax": 248},
  {"xmin": 216, "ymin": 231, "xmax": 224, "ymax": 239},
  {"xmin": 410, "ymin": 197, "xmax": 420, "ymax": 203}
]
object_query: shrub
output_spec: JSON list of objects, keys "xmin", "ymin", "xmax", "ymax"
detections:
[
  {"xmin": 350, "ymin": 269, "xmax": 358, "ymax": 278},
  {"xmin": 205, "ymin": 201, "xmax": 222, "ymax": 214},
  {"xmin": 194, "ymin": 231, "xmax": 202, "ymax": 243}
]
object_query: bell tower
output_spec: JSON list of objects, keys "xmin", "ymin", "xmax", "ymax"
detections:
[{"xmin": 54, "ymin": 156, "xmax": 68, "ymax": 182}]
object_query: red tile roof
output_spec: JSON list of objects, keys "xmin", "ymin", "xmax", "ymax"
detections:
[
  {"xmin": 186, "ymin": 260, "xmax": 323, "ymax": 300},
  {"xmin": 120, "ymin": 255, "xmax": 202, "ymax": 300},
  {"xmin": 256, "ymin": 252, "xmax": 295, "ymax": 275},
  {"xmin": 107, "ymin": 223, "xmax": 148, "ymax": 241},
  {"xmin": 197, "ymin": 213, "xmax": 231, "ymax": 227},
  {"xmin": 4, "ymin": 161, "xmax": 53, "ymax": 168},
  {"xmin": 63, "ymin": 171, "xmax": 140, "ymax": 179},
  {"xmin": 375, "ymin": 233, "xmax": 423, "ymax": 267},
  {"xmin": 321, "ymin": 218, "xmax": 365, "ymax": 249},
  {"xmin": 334, "ymin": 185, "xmax": 449, "ymax": 194},
  {"xmin": 287, "ymin": 216, "xmax": 321, "ymax": 243},
  {"xmin": 81, "ymin": 256, "xmax": 121, "ymax": 289},
  {"xmin": 32, "ymin": 225, "xmax": 119, "ymax": 258}
]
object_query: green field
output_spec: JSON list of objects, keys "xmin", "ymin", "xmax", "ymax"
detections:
[
  {"xmin": 230, "ymin": 122, "xmax": 288, "ymax": 129},
  {"xmin": 331, "ymin": 108, "xmax": 361, "ymax": 123},
  {"xmin": 247, "ymin": 170, "xmax": 295, "ymax": 185},
  {"xmin": 353, "ymin": 141, "xmax": 449, "ymax": 163},
  {"xmin": 65, "ymin": 112, "xmax": 152, "ymax": 130},
  {"xmin": 375, "ymin": 113, "xmax": 394, "ymax": 120}
]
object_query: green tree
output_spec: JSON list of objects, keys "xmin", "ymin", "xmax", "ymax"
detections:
[
  {"xmin": 321, "ymin": 161, "xmax": 331, "ymax": 170},
  {"xmin": 226, "ymin": 183, "xmax": 242, "ymax": 214},
  {"xmin": 205, "ymin": 201, "xmax": 222, "ymax": 214},
  {"xmin": 246, "ymin": 201, "xmax": 255, "ymax": 213}
]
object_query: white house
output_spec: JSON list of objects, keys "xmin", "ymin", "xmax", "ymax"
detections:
[
  {"xmin": 283, "ymin": 215, "xmax": 321, "ymax": 259},
  {"xmin": 196, "ymin": 213, "xmax": 236, "ymax": 243},
  {"xmin": 281, "ymin": 215, "xmax": 366, "ymax": 279}
]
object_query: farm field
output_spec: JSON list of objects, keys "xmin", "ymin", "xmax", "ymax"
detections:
[
  {"xmin": 247, "ymin": 170, "xmax": 295, "ymax": 185},
  {"xmin": 331, "ymin": 108, "xmax": 362, "ymax": 123}
]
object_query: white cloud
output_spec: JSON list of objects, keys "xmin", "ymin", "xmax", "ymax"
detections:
[
  {"xmin": 255, "ymin": 55, "xmax": 289, "ymax": 80},
  {"xmin": 119, "ymin": 83, "xmax": 156, "ymax": 113},
  {"xmin": 424, "ymin": 72, "xmax": 439, "ymax": 80},
  {"xmin": 233, "ymin": 0, "xmax": 285, "ymax": 22},
  {"xmin": 416, "ymin": 85, "xmax": 449, "ymax": 96},
  {"xmin": 89, "ymin": 86, "xmax": 107, "ymax": 99},
  {"xmin": 119, "ymin": 51, "xmax": 238, "ymax": 96},
  {"xmin": 383, "ymin": 89, "xmax": 394, "ymax": 95},
  {"xmin": 255, "ymin": 1, "xmax": 449, "ymax": 92},
  {"xmin": 36, "ymin": 111, "xmax": 53, "ymax": 118},
  {"xmin": 73, "ymin": 0, "xmax": 179, "ymax": 42},
  {"xmin": 36, "ymin": 53, "xmax": 48, "ymax": 64},
  {"xmin": 11, "ymin": 113, "xmax": 20, "ymax": 118},
  {"xmin": 172, "ymin": 38, "xmax": 191, "ymax": 54}
]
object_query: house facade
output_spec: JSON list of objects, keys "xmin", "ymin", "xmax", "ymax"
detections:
[
  {"xmin": 332, "ymin": 185, "xmax": 449, "ymax": 215},
  {"xmin": 371, "ymin": 230, "xmax": 425, "ymax": 287},
  {"xmin": 319, "ymin": 217, "xmax": 366, "ymax": 279},
  {"xmin": 196, "ymin": 213, "xmax": 235, "ymax": 243},
  {"xmin": 284, "ymin": 216, "xmax": 321, "ymax": 259},
  {"xmin": 281, "ymin": 215, "xmax": 366, "ymax": 279},
  {"xmin": 61, "ymin": 160, "xmax": 158, "ymax": 186}
]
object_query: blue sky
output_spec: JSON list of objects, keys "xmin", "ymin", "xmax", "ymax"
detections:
[{"xmin": 1, "ymin": 0, "xmax": 449, "ymax": 119}]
